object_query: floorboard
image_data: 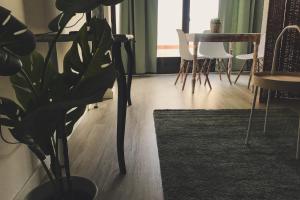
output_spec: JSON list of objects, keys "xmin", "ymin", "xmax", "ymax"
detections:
[{"xmin": 68, "ymin": 74, "xmax": 263, "ymax": 200}]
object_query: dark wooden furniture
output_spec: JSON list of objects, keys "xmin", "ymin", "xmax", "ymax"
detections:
[
  {"xmin": 35, "ymin": 33, "xmax": 135, "ymax": 174},
  {"xmin": 112, "ymin": 34, "xmax": 134, "ymax": 174}
]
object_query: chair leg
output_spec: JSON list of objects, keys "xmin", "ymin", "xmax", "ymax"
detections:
[
  {"xmin": 245, "ymin": 86, "xmax": 259, "ymax": 145},
  {"xmin": 263, "ymin": 89, "xmax": 271, "ymax": 134},
  {"xmin": 248, "ymin": 72, "xmax": 253, "ymax": 89},
  {"xmin": 204, "ymin": 60, "xmax": 209, "ymax": 86},
  {"xmin": 216, "ymin": 59, "xmax": 222, "ymax": 80},
  {"xmin": 198, "ymin": 59, "xmax": 207, "ymax": 85},
  {"xmin": 181, "ymin": 65, "xmax": 185, "ymax": 83},
  {"xmin": 175, "ymin": 59, "xmax": 186, "ymax": 85},
  {"xmin": 248, "ymin": 59, "xmax": 257, "ymax": 89},
  {"xmin": 204, "ymin": 59, "xmax": 212, "ymax": 90},
  {"xmin": 196, "ymin": 61, "xmax": 200, "ymax": 83},
  {"xmin": 234, "ymin": 61, "xmax": 247, "ymax": 84},
  {"xmin": 221, "ymin": 59, "xmax": 232, "ymax": 85},
  {"xmin": 296, "ymin": 117, "xmax": 300, "ymax": 160},
  {"xmin": 182, "ymin": 61, "xmax": 191, "ymax": 91}
]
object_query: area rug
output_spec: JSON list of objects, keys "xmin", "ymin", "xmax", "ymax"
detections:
[{"xmin": 153, "ymin": 109, "xmax": 300, "ymax": 200}]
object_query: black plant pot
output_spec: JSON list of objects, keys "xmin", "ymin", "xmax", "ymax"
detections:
[{"xmin": 25, "ymin": 176, "xmax": 98, "ymax": 200}]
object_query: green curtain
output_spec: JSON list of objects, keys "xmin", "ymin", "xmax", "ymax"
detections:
[
  {"xmin": 218, "ymin": 0, "xmax": 264, "ymax": 70},
  {"xmin": 120, "ymin": 0, "xmax": 158, "ymax": 73}
]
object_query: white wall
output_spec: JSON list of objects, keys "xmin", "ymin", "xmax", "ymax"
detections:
[{"xmin": 0, "ymin": 1, "xmax": 58, "ymax": 199}]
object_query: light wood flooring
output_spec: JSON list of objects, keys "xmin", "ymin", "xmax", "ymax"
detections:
[{"xmin": 68, "ymin": 74, "xmax": 264, "ymax": 200}]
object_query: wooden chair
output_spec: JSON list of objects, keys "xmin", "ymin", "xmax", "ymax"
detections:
[
  {"xmin": 234, "ymin": 34, "xmax": 266, "ymax": 85},
  {"xmin": 175, "ymin": 29, "xmax": 205, "ymax": 90},
  {"xmin": 199, "ymin": 30, "xmax": 233, "ymax": 85},
  {"xmin": 245, "ymin": 25, "xmax": 300, "ymax": 159}
]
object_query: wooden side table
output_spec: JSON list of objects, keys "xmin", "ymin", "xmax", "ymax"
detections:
[
  {"xmin": 245, "ymin": 25, "xmax": 300, "ymax": 159},
  {"xmin": 35, "ymin": 33, "xmax": 135, "ymax": 174}
]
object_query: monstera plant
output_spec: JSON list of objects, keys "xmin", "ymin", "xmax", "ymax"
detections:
[{"xmin": 0, "ymin": 0, "xmax": 124, "ymax": 199}]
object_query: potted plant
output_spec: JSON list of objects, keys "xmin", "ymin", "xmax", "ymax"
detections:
[
  {"xmin": 0, "ymin": 0, "xmax": 123, "ymax": 199},
  {"xmin": 210, "ymin": 18, "xmax": 222, "ymax": 33}
]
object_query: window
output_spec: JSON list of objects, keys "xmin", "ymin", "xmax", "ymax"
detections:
[
  {"xmin": 157, "ymin": 0, "xmax": 183, "ymax": 57},
  {"xmin": 189, "ymin": 0, "xmax": 219, "ymax": 33},
  {"xmin": 157, "ymin": 0, "xmax": 219, "ymax": 57}
]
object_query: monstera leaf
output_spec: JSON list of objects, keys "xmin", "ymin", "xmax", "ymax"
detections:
[
  {"xmin": 63, "ymin": 18, "xmax": 115, "ymax": 103},
  {"xmin": 0, "ymin": 49, "xmax": 23, "ymax": 76},
  {"xmin": 1, "ymin": 16, "xmax": 115, "ymax": 164},
  {"xmin": 100, "ymin": 0, "xmax": 124, "ymax": 6},
  {"xmin": 0, "ymin": 97, "xmax": 47, "ymax": 160},
  {"xmin": 48, "ymin": 0, "xmax": 124, "ymax": 31},
  {"xmin": 48, "ymin": 12, "xmax": 75, "ymax": 32},
  {"xmin": 0, "ymin": 97, "xmax": 25, "ymax": 128},
  {"xmin": 55, "ymin": 0, "xmax": 124, "ymax": 13},
  {"xmin": 0, "ymin": 6, "xmax": 36, "ymax": 76},
  {"xmin": 10, "ymin": 51, "xmax": 66, "ymax": 111},
  {"xmin": 0, "ymin": 6, "xmax": 36, "ymax": 56}
]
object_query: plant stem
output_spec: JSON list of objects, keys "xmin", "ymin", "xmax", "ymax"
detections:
[
  {"xmin": 41, "ymin": 159, "xmax": 55, "ymax": 184},
  {"xmin": 50, "ymin": 137, "xmax": 58, "ymax": 176},
  {"xmin": 54, "ymin": 130, "xmax": 64, "ymax": 199},
  {"xmin": 20, "ymin": 68, "xmax": 38, "ymax": 99},
  {"xmin": 59, "ymin": 111, "xmax": 72, "ymax": 193},
  {"xmin": 40, "ymin": 24, "xmax": 65, "ymax": 90}
]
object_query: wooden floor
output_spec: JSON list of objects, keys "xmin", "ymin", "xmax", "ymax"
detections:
[{"xmin": 68, "ymin": 74, "xmax": 264, "ymax": 200}]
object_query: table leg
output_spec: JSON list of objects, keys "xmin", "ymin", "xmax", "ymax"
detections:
[
  {"xmin": 264, "ymin": 89, "xmax": 271, "ymax": 134},
  {"xmin": 296, "ymin": 117, "xmax": 300, "ymax": 160},
  {"xmin": 204, "ymin": 59, "xmax": 212, "ymax": 90},
  {"xmin": 248, "ymin": 41, "xmax": 259, "ymax": 89},
  {"xmin": 228, "ymin": 42, "xmax": 233, "ymax": 81},
  {"xmin": 221, "ymin": 59, "xmax": 232, "ymax": 85},
  {"xmin": 124, "ymin": 41, "xmax": 134, "ymax": 106},
  {"xmin": 192, "ymin": 41, "xmax": 199, "ymax": 94},
  {"xmin": 113, "ymin": 42, "xmax": 127, "ymax": 174},
  {"xmin": 175, "ymin": 59, "xmax": 185, "ymax": 85},
  {"xmin": 199, "ymin": 59, "xmax": 208, "ymax": 85},
  {"xmin": 245, "ymin": 86, "xmax": 259, "ymax": 145},
  {"xmin": 234, "ymin": 61, "xmax": 247, "ymax": 84},
  {"xmin": 182, "ymin": 61, "xmax": 191, "ymax": 91}
]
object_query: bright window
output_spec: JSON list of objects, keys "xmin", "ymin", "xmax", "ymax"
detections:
[
  {"xmin": 189, "ymin": 0, "xmax": 219, "ymax": 33},
  {"xmin": 157, "ymin": 0, "xmax": 219, "ymax": 57},
  {"xmin": 157, "ymin": 0, "xmax": 183, "ymax": 57}
]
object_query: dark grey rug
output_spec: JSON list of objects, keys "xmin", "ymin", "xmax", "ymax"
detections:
[{"xmin": 153, "ymin": 109, "xmax": 300, "ymax": 200}]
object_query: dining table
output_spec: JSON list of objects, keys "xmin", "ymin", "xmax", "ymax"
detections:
[{"xmin": 185, "ymin": 33, "xmax": 261, "ymax": 94}]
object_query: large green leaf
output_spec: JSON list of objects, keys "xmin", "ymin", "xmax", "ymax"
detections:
[
  {"xmin": 65, "ymin": 105, "xmax": 85, "ymax": 136},
  {"xmin": 0, "ymin": 97, "xmax": 24, "ymax": 127},
  {"xmin": 100, "ymin": 0, "xmax": 124, "ymax": 6},
  {"xmin": 48, "ymin": 12, "xmax": 75, "ymax": 32},
  {"xmin": 55, "ymin": 0, "xmax": 124, "ymax": 13},
  {"xmin": 3, "ymin": 17, "xmax": 116, "ymax": 163},
  {"xmin": 0, "ymin": 97, "xmax": 47, "ymax": 160},
  {"xmin": 10, "ymin": 51, "xmax": 69, "ymax": 110},
  {"xmin": 64, "ymin": 18, "xmax": 115, "ymax": 102}
]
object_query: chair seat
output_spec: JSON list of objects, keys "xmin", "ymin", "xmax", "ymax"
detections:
[
  {"xmin": 236, "ymin": 53, "xmax": 264, "ymax": 60},
  {"xmin": 252, "ymin": 72, "xmax": 300, "ymax": 92},
  {"xmin": 201, "ymin": 53, "xmax": 233, "ymax": 59},
  {"xmin": 183, "ymin": 54, "xmax": 206, "ymax": 61}
]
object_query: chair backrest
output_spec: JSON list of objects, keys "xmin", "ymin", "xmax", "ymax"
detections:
[
  {"xmin": 199, "ymin": 30, "xmax": 229, "ymax": 58},
  {"xmin": 176, "ymin": 29, "xmax": 193, "ymax": 60},
  {"xmin": 258, "ymin": 33, "xmax": 266, "ymax": 58}
]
